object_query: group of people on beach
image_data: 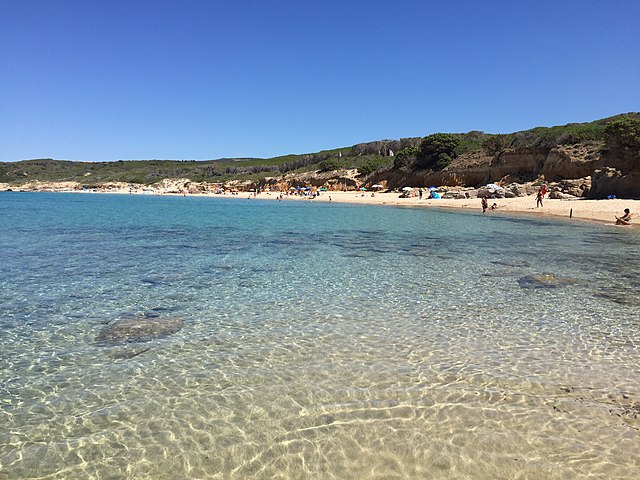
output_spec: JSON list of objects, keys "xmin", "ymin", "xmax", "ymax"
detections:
[{"xmin": 479, "ymin": 186, "xmax": 633, "ymax": 226}]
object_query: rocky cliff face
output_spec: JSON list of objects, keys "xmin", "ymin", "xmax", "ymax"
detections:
[
  {"xmin": 369, "ymin": 140, "xmax": 639, "ymax": 198},
  {"xmin": 589, "ymin": 168, "xmax": 640, "ymax": 198},
  {"xmin": 542, "ymin": 143, "xmax": 604, "ymax": 179},
  {"xmin": 586, "ymin": 146, "xmax": 640, "ymax": 198},
  {"xmin": 257, "ymin": 169, "xmax": 361, "ymax": 191},
  {"xmin": 488, "ymin": 143, "xmax": 604, "ymax": 181}
]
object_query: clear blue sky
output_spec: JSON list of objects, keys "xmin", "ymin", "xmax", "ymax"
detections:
[{"xmin": 1, "ymin": 0, "xmax": 639, "ymax": 161}]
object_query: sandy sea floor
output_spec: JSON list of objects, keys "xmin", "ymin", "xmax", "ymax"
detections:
[{"xmin": 1, "ymin": 191, "xmax": 639, "ymax": 478}]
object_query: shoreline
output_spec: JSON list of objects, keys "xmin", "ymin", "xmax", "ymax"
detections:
[
  {"xmin": 2, "ymin": 186, "xmax": 638, "ymax": 229},
  {"xmin": 254, "ymin": 191, "xmax": 640, "ymax": 228}
]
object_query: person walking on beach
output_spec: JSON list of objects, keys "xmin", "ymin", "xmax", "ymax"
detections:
[
  {"xmin": 536, "ymin": 189, "xmax": 544, "ymax": 208},
  {"xmin": 615, "ymin": 208, "xmax": 632, "ymax": 225},
  {"xmin": 481, "ymin": 197, "xmax": 488, "ymax": 213}
]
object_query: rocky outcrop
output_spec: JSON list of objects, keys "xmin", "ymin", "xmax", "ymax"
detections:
[
  {"xmin": 369, "ymin": 151, "xmax": 493, "ymax": 190},
  {"xmin": 481, "ymin": 143, "xmax": 603, "ymax": 182},
  {"xmin": 408, "ymin": 179, "xmax": 588, "ymax": 200},
  {"xmin": 488, "ymin": 149, "xmax": 548, "ymax": 180},
  {"xmin": 1, "ymin": 180, "xmax": 82, "ymax": 192},
  {"xmin": 555, "ymin": 178, "xmax": 592, "ymax": 197},
  {"xmin": 587, "ymin": 143, "xmax": 640, "ymax": 198},
  {"xmin": 258, "ymin": 169, "xmax": 361, "ymax": 191},
  {"xmin": 589, "ymin": 168, "xmax": 640, "ymax": 199},
  {"xmin": 369, "ymin": 142, "xmax": 613, "ymax": 192},
  {"xmin": 542, "ymin": 143, "xmax": 604, "ymax": 179},
  {"xmin": 151, "ymin": 178, "xmax": 225, "ymax": 193}
]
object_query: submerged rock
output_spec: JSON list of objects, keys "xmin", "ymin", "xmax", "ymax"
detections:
[
  {"xmin": 109, "ymin": 345, "xmax": 151, "ymax": 360},
  {"xmin": 97, "ymin": 315, "xmax": 183, "ymax": 344},
  {"xmin": 595, "ymin": 287, "xmax": 639, "ymax": 307},
  {"xmin": 517, "ymin": 273, "xmax": 577, "ymax": 289}
]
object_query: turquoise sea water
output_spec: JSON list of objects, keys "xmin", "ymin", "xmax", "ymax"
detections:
[{"xmin": 1, "ymin": 192, "xmax": 639, "ymax": 479}]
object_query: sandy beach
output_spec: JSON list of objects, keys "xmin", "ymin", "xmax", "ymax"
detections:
[{"xmin": 256, "ymin": 190, "xmax": 640, "ymax": 228}]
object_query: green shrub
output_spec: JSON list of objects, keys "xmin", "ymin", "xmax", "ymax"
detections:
[
  {"xmin": 455, "ymin": 131, "xmax": 487, "ymax": 155},
  {"xmin": 358, "ymin": 156, "xmax": 389, "ymax": 175},
  {"xmin": 318, "ymin": 158, "xmax": 343, "ymax": 172},
  {"xmin": 416, "ymin": 134, "xmax": 460, "ymax": 170},
  {"xmin": 482, "ymin": 134, "xmax": 510, "ymax": 157},
  {"xmin": 604, "ymin": 117, "xmax": 640, "ymax": 157},
  {"xmin": 393, "ymin": 146, "xmax": 419, "ymax": 170}
]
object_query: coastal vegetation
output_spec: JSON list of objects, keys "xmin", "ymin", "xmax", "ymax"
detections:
[
  {"xmin": 416, "ymin": 133, "xmax": 461, "ymax": 170},
  {"xmin": 603, "ymin": 117, "xmax": 640, "ymax": 161},
  {"xmin": 1, "ymin": 113, "xmax": 638, "ymax": 193}
]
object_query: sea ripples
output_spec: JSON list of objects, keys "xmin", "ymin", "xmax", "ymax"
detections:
[{"xmin": 1, "ymin": 193, "xmax": 639, "ymax": 479}]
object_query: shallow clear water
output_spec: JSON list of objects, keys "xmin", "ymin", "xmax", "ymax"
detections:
[{"xmin": 1, "ymin": 192, "xmax": 639, "ymax": 479}]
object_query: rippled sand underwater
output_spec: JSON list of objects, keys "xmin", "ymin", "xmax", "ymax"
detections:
[{"xmin": 1, "ymin": 193, "xmax": 639, "ymax": 479}]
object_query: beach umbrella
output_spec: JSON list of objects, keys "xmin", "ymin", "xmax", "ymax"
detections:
[
  {"xmin": 371, "ymin": 184, "xmax": 384, "ymax": 190},
  {"xmin": 320, "ymin": 187, "xmax": 327, "ymax": 191},
  {"xmin": 402, "ymin": 186, "xmax": 414, "ymax": 191},
  {"xmin": 360, "ymin": 187, "xmax": 367, "ymax": 191},
  {"xmin": 304, "ymin": 186, "xmax": 311, "ymax": 191},
  {"xmin": 428, "ymin": 186, "xmax": 438, "ymax": 191}
]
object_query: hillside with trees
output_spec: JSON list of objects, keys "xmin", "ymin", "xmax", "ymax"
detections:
[{"xmin": 1, "ymin": 113, "xmax": 639, "ymax": 198}]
